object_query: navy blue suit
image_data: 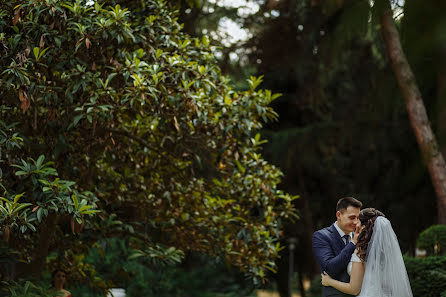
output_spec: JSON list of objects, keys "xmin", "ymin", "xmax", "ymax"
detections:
[{"xmin": 312, "ymin": 223, "xmax": 356, "ymax": 297}]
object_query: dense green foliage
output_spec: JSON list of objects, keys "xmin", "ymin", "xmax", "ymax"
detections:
[
  {"xmin": 0, "ymin": 0, "xmax": 296, "ymax": 291},
  {"xmin": 0, "ymin": 280, "xmax": 54, "ymax": 297},
  {"xmin": 68, "ymin": 238, "xmax": 255, "ymax": 297},
  {"xmin": 404, "ymin": 256, "xmax": 446, "ymax": 297},
  {"xmin": 417, "ymin": 225, "xmax": 446, "ymax": 256}
]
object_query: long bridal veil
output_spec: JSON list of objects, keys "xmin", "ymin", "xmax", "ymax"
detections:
[{"xmin": 359, "ymin": 216, "xmax": 413, "ymax": 297}]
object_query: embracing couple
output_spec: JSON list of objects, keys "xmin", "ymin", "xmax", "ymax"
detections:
[{"xmin": 312, "ymin": 197, "xmax": 413, "ymax": 297}]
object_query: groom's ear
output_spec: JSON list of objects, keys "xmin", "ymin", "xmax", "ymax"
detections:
[{"xmin": 336, "ymin": 211, "xmax": 341, "ymax": 220}]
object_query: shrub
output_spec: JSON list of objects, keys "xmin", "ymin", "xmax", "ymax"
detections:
[
  {"xmin": 417, "ymin": 225, "xmax": 446, "ymax": 256},
  {"xmin": 404, "ymin": 255, "xmax": 446, "ymax": 297}
]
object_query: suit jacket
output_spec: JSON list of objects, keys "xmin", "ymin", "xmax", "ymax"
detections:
[{"xmin": 312, "ymin": 223, "xmax": 356, "ymax": 297}]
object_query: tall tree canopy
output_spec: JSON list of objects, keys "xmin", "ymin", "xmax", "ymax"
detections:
[{"xmin": 0, "ymin": 0, "xmax": 296, "ymax": 290}]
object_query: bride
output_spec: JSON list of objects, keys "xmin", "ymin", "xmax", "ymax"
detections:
[{"xmin": 321, "ymin": 208, "xmax": 413, "ymax": 297}]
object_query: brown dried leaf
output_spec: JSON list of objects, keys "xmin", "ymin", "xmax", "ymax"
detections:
[
  {"xmin": 19, "ymin": 88, "xmax": 30, "ymax": 112},
  {"xmin": 16, "ymin": 52, "xmax": 26, "ymax": 65},
  {"xmin": 75, "ymin": 37, "xmax": 84, "ymax": 48},
  {"xmin": 40, "ymin": 35, "xmax": 45, "ymax": 48},
  {"xmin": 12, "ymin": 9, "xmax": 20, "ymax": 26},
  {"xmin": 85, "ymin": 38, "xmax": 91, "ymax": 49},
  {"xmin": 174, "ymin": 116, "xmax": 180, "ymax": 131}
]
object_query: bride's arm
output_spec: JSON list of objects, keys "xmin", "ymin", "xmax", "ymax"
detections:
[{"xmin": 321, "ymin": 261, "xmax": 365, "ymax": 296}]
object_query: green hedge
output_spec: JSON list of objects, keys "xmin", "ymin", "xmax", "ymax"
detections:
[
  {"xmin": 416, "ymin": 225, "xmax": 446, "ymax": 256},
  {"xmin": 404, "ymin": 256, "xmax": 446, "ymax": 297}
]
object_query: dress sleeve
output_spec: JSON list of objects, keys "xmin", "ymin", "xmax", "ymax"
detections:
[{"xmin": 351, "ymin": 252, "xmax": 362, "ymax": 263}]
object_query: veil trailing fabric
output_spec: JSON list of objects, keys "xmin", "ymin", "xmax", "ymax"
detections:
[{"xmin": 358, "ymin": 217, "xmax": 413, "ymax": 297}]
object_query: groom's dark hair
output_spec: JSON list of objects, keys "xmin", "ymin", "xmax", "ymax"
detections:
[{"xmin": 336, "ymin": 197, "xmax": 362, "ymax": 212}]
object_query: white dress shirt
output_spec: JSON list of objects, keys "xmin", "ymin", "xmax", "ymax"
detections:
[{"xmin": 334, "ymin": 221, "xmax": 353, "ymax": 244}]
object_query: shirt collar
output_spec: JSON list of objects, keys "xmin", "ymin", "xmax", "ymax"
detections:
[{"xmin": 334, "ymin": 221, "xmax": 351, "ymax": 238}]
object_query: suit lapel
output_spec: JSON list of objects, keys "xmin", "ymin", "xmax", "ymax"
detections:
[{"xmin": 329, "ymin": 223, "xmax": 345, "ymax": 252}]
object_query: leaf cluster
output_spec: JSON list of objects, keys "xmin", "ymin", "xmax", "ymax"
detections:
[
  {"xmin": 0, "ymin": 0, "xmax": 296, "ymax": 284},
  {"xmin": 417, "ymin": 225, "xmax": 446, "ymax": 256}
]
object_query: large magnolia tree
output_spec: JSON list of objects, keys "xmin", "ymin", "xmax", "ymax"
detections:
[{"xmin": 0, "ymin": 0, "xmax": 296, "ymax": 292}]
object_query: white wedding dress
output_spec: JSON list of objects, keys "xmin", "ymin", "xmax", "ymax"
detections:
[
  {"xmin": 347, "ymin": 253, "xmax": 361, "ymax": 276},
  {"xmin": 346, "ymin": 217, "xmax": 413, "ymax": 297}
]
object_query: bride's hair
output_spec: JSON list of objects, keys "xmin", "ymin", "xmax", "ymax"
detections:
[{"xmin": 356, "ymin": 208, "xmax": 385, "ymax": 261}]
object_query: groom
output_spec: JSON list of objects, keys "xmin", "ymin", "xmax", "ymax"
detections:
[{"xmin": 312, "ymin": 197, "xmax": 362, "ymax": 297}]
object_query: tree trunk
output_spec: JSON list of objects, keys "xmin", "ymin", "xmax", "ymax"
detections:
[{"xmin": 380, "ymin": 8, "xmax": 446, "ymax": 224}]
